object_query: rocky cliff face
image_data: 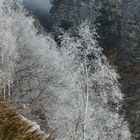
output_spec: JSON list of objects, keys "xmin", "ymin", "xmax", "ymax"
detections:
[
  {"xmin": 50, "ymin": 0, "xmax": 122, "ymax": 39},
  {"xmin": 120, "ymin": 1, "xmax": 140, "ymax": 138},
  {"xmin": 51, "ymin": 0, "xmax": 140, "ymax": 139}
]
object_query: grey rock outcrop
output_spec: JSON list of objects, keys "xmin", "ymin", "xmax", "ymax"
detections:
[
  {"xmin": 50, "ymin": 0, "xmax": 140, "ymax": 139},
  {"xmin": 50, "ymin": 0, "xmax": 122, "ymax": 41},
  {"xmin": 120, "ymin": 1, "xmax": 140, "ymax": 138},
  {"xmin": 50, "ymin": 0, "xmax": 123, "ymax": 58}
]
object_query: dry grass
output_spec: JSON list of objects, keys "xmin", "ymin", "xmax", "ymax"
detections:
[{"xmin": 0, "ymin": 98, "xmax": 55, "ymax": 140}]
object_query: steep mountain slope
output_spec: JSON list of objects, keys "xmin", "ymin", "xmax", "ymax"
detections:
[{"xmin": 51, "ymin": 0, "xmax": 140, "ymax": 139}]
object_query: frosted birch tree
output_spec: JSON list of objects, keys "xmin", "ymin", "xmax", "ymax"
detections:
[
  {"xmin": 0, "ymin": 0, "xmax": 62, "ymax": 130},
  {"xmin": 0, "ymin": 0, "xmax": 18, "ymax": 98},
  {"xmin": 51, "ymin": 22, "xmax": 132, "ymax": 140}
]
